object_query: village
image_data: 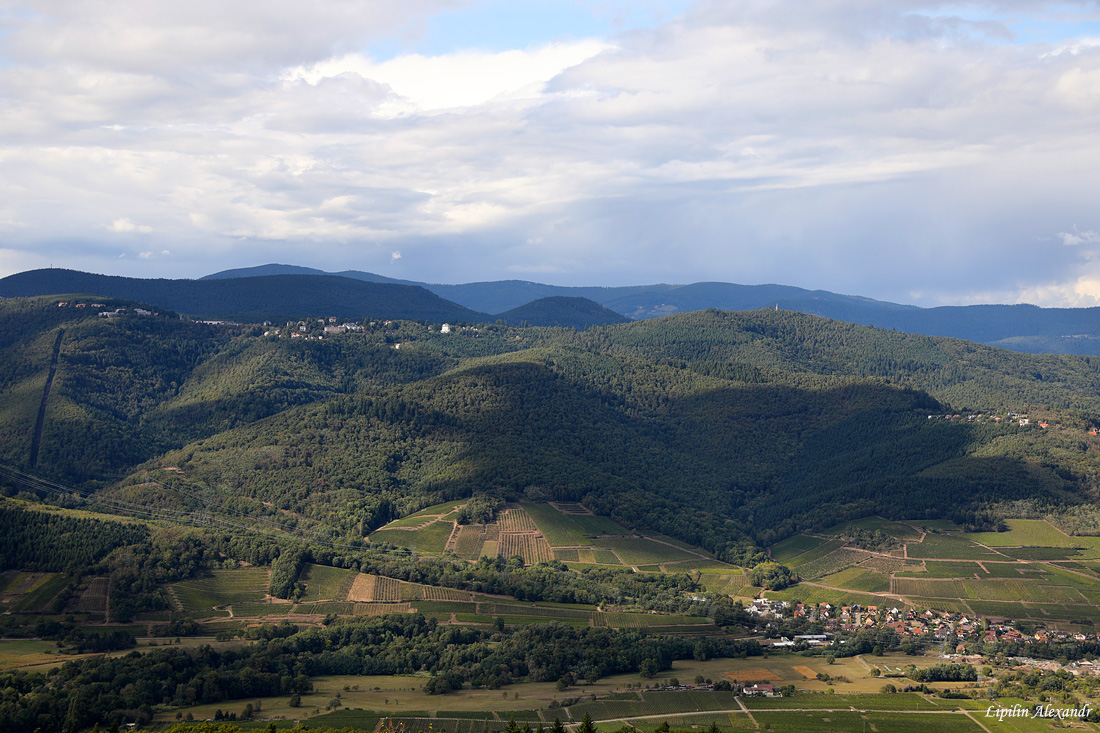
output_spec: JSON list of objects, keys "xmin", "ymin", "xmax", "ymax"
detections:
[{"xmin": 751, "ymin": 597, "xmax": 1100, "ymax": 658}]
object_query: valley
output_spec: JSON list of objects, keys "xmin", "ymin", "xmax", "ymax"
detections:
[{"xmin": 6, "ymin": 496, "xmax": 1100, "ymax": 730}]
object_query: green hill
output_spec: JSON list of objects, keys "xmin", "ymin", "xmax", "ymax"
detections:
[
  {"xmin": 497, "ymin": 296, "xmax": 629, "ymax": 328},
  {"xmin": 3, "ymin": 299, "xmax": 1100, "ymax": 560}
]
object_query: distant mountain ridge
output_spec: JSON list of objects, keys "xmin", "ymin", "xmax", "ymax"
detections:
[
  {"xmin": 6, "ymin": 265, "xmax": 1100, "ymax": 353},
  {"xmin": 0, "ymin": 269, "xmax": 487, "ymax": 323},
  {"xmin": 0, "ymin": 268, "xmax": 623, "ymax": 329},
  {"xmin": 201, "ymin": 264, "xmax": 1100, "ymax": 355}
]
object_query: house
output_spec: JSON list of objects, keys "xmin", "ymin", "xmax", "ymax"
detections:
[
  {"xmin": 441, "ymin": 323, "xmax": 453, "ymax": 333},
  {"xmin": 743, "ymin": 683, "xmax": 778, "ymax": 697}
]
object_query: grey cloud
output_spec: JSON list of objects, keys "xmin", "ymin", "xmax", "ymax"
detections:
[
  {"xmin": 2, "ymin": 0, "xmax": 1100, "ymax": 305},
  {"xmin": 2, "ymin": 0, "xmax": 463, "ymax": 72}
]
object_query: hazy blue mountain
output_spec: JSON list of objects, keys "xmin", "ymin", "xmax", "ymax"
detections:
[
  {"xmin": 200, "ymin": 263, "xmax": 422, "ymax": 287},
  {"xmin": 201, "ymin": 264, "xmax": 1100, "ymax": 354},
  {"xmin": 201, "ymin": 266, "xmax": 912, "ymax": 316},
  {"xmin": 496, "ymin": 296, "xmax": 630, "ymax": 328},
  {"xmin": 198, "ymin": 263, "xmax": 331, "ymax": 279},
  {"xmin": 0, "ymin": 269, "xmax": 488, "ymax": 323},
  {"xmin": 14, "ymin": 265, "xmax": 1100, "ymax": 354}
]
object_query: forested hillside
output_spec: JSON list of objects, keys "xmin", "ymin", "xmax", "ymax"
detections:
[{"xmin": 2, "ymin": 297, "xmax": 1100, "ymax": 562}]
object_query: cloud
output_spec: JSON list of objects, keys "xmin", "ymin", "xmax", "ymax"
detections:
[
  {"xmin": 108, "ymin": 218, "xmax": 154, "ymax": 234},
  {"xmin": 1058, "ymin": 229, "xmax": 1100, "ymax": 246},
  {"xmin": 1, "ymin": 0, "xmax": 461, "ymax": 73},
  {"xmin": 284, "ymin": 40, "xmax": 609, "ymax": 114},
  {"xmin": 2, "ymin": 1, "xmax": 1100, "ymax": 305}
]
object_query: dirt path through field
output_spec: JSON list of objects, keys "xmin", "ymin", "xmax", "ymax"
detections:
[
  {"xmin": 797, "ymin": 580, "xmax": 910, "ymax": 603},
  {"xmin": 641, "ymin": 536, "xmax": 711, "ymax": 559},
  {"xmin": 736, "ymin": 697, "xmax": 759, "ymax": 729},
  {"xmin": 585, "ymin": 705, "xmax": 981, "ymax": 729},
  {"xmin": 964, "ymin": 710, "xmax": 994, "ymax": 733}
]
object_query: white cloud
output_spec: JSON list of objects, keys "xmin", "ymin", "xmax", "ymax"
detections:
[
  {"xmin": 1058, "ymin": 229, "xmax": 1100, "ymax": 246},
  {"xmin": 1010, "ymin": 274, "xmax": 1100, "ymax": 308},
  {"xmin": 284, "ymin": 40, "xmax": 610, "ymax": 114},
  {"xmin": 108, "ymin": 218, "xmax": 154, "ymax": 234},
  {"xmin": 390, "ymin": 250, "xmax": 402, "ymax": 263}
]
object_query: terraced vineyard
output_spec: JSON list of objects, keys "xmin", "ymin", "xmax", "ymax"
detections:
[
  {"xmin": 498, "ymin": 507, "xmax": 538, "ymax": 533},
  {"xmin": 498, "ymin": 532, "xmax": 553, "ymax": 564},
  {"xmin": 70, "ymin": 576, "xmax": 108, "ymax": 614},
  {"xmin": 452, "ymin": 524, "xmax": 489, "ymax": 559},
  {"xmin": 795, "ymin": 547, "xmax": 873, "ymax": 579}
]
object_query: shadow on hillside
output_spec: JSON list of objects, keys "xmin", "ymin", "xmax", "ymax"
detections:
[{"xmin": 375, "ymin": 361, "xmax": 1072, "ymax": 547}]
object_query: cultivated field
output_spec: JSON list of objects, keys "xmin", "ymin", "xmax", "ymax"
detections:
[
  {"xmin": 596, "ymin": 537, "xmax": 701, "ymax": 566},
  {"xmin": 770, "ymin": 534, "xmax": 829, "ymax": 563},
  {"xmin": 769, "ymin": 516, "xmax": 1100, "ymax": 623},
  {"xmin": 795, "ymin": 548, "xmax": 874, "ymax": 579},
  {"xmin": 522, "ymin": 503, "xmax": 592, "ymax": 547},
  {"xmin": 70, "ymin": 576, "xmax": 108, "ymax": 614},
  {"xmin": 0, "ymin": 571, "xmax": 68, "ymax": 613},
  {"xmin": 498, "ymin": 531, "xmax": 554, "ymax": 564},
  {"xmin": 298, "ymin": 563, "xmax": 356, "ymax": 602},
  {"xmin": 370, "ymin": 519, "xmax": 454, "ymax": 553},
  {"xmin": 967, "ymin": 518, "xmax": 1100, "ymax": 549},
  {"xmin": 906, "ymin": 533, "xmax": 1006, "ymax": 560},
  {"xmin": 822, "ymin": 517, "xmax": 922, "ymax": 540},
  {"xmin": 169, "ymin": 567, "xmax": 269, "ymax": 611}
]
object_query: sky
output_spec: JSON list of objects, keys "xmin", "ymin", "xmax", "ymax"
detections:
[{"xmin": 1, "ymin": 1, "xmax": 1100, "ymax": 306}]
